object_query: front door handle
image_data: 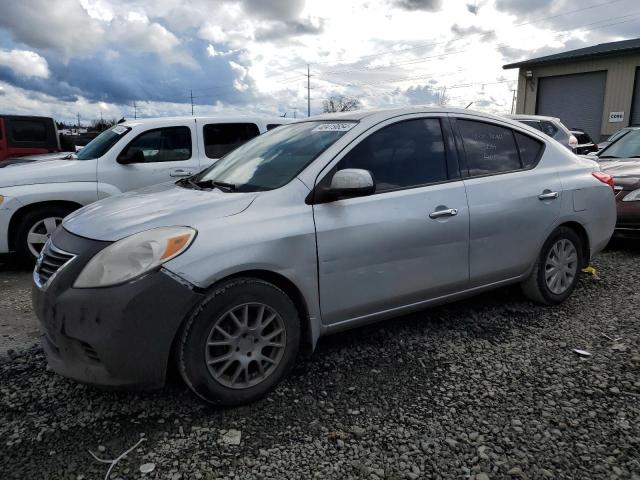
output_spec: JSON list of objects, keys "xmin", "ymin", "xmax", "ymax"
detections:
[
  {"xmin": 429, "ymin": 208, "xmax": 458, "ymax": 219},
  {"xmin": 538, "ymin": 191, "xmax": 559, "ymax": 200},
  {"xmin": 170, "ymin": 169, "xmax": 194, "ymax": 177}
]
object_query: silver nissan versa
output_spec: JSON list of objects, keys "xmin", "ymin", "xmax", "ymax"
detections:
[{"xmin": 32, "ymin": 107, "xmax": 616, "ymax": 405}]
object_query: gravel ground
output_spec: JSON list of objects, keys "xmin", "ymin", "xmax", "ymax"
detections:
[
  {"xmin": 1, "ymin": 241, "xmax": 639, "ymax": 480},
  {"xmin": 0, "ymin": 257, "xmax": 39, "ymax": 357}
]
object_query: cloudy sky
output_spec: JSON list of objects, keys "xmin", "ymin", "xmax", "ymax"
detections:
[{"xmin": 0, "ymin": 0, "xmax": 637, "ymax": 124}]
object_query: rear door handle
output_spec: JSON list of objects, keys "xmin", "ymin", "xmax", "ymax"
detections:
[
  {"xmin": 170, "ymin": 169, "xmax": 194, "ymax": 177},
  {"xmin": 429, "ymin": 208, "xmax": 458, "ymax": 219},
  {"xmin": 538, "ymin": 191, "xmax": 559, "ymax": 200}
]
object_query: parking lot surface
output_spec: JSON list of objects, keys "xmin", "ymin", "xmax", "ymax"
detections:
[{"xmin": 1, "ymin": 242, "xmax": 639, "ymax": 479}]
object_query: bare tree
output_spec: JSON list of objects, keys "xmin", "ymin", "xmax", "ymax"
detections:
[
  {"xmin": 322, "ymin": 95, "xmax": 361, "ymax": 113},
  {"xmin": 89, "ymin": 118, "xmax": 118, "ymax": 132}
]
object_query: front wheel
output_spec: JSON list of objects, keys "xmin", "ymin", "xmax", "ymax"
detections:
[
  {"xmin": 521, "ymin": 226, "xmax": 583, "ymax": 305},
  {"xmin": 14, "ymin": 206, "xmax": 73, "ymax": 263},
  {"xmin": 178, "ymin": 278, "xmax": 300, "ymax": 405}
]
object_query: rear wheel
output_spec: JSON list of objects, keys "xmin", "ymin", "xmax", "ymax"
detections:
[
  {"xmin": 521, "ymin": 226, "xmax": 583, "ymax": 305},
  {"xmin": 14, "ymin": 206, "xmax": 73, "ymax": 263},
  {"xmin": 178, "ymin": 278, "xmax": 300, "ymax": 405}
]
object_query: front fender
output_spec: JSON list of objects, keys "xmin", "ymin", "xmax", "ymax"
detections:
[{"xmin": 0, "ymin": 182, "xmax": 98, "ymax": 253}]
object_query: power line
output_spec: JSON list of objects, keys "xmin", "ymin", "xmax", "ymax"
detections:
[{"xmin": 304, "ymin": 0, "xmax": 628, "ymax": 68}]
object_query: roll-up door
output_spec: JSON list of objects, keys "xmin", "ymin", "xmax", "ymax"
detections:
[{"xmin": 536, "ymin": 71, "xmax": 606, "ymax": 141}]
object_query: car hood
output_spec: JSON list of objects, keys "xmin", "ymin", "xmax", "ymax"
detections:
[
  {"xmin": 63, "ymin": 182, "xmax": 260, "ymax": 241},
  {"xmin": 0, "ymin": 156, "xmax": 92, "ymax": 187}
]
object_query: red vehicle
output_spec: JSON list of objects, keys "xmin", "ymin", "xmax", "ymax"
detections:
[{"xmin": 0, "ymin": 115, "xmax": 61, "ymax": 161}]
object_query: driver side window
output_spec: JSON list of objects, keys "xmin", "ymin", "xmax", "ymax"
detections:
[
  {"xmin": 121, "ymin": 127, "xmax": 192, "ymax": 163},
  {"xmin": 336, "ymin": 118, "xmax": 448, "ymax": 192}
]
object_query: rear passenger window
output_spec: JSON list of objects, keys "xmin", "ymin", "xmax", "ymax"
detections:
[
  {"xmin": 521, "ymin": 120, "xmax": 542, "ymax": 132},
  {"xmin": 10, "ymin": 119, "xmax": 47, "ymax": 142},
  {"xmin": 514, "ymin": 132, "xmax": 544, "ymax": 169},
  {"xmin": 457, "ymin": 120, "xmax": 521, "ymax": 176},
  {"xmin": 337, "ymin": 118, "xmax": 448, "ymax": 191},
  {"xmin": 203, "ymin": 123, "xmax": 260, "ymax": 158},
  {"xmin": 266, "ymin": 124, "xmax": 281, "ymax": 131},
  {"xmin": 541, "ymin": 121, "xmax": 558, "ymax": 137}
]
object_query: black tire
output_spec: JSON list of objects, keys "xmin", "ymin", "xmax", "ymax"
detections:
[
  {"xmin": 521, "ymin": 226, "xmax": 583, "ymax": 305},
  {"xmin": 178, "ymin": 278, "xmax": 300, "ymax": 406},
  {"xmin": 14, "ymin": 205, "xmax": 74, "ymax": 264}
]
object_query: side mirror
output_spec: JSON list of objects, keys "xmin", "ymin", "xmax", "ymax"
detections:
[
  {"xmin": 117, "ymin": 149, "xmax": 144, "ymax": 165},
  {"xmin": 325, "ymin": 168, "xmax": 375, "ymax": 200}
]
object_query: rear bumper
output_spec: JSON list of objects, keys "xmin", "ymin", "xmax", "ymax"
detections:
[
  {"xmin": 32, "ymin": 227, "xmax": 203, "ymax": 388},
  {"xmin": 614, "ymin": 197, "xmax": 640, "ymax": 237}
]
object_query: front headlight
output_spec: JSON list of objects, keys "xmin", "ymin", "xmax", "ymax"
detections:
[
  {"xmin": 622, "ymin": 189, "xmax": 640, "ymax": 202},
  {"xmin": 74, "ymin": 226, "xmax": 196, "ymax": 288}
]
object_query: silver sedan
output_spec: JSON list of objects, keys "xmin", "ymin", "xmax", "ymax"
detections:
[{"xmin": 32, "ymin": 107, "xmax": 616, "ymax": 405}]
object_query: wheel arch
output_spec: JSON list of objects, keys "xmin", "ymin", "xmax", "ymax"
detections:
[
  {"xmin": 7, "ymin": 200, "xmax": 82, "ymax": 251},
  {"xmin": 221, "ymin": 269, "xmax": 315, "ymax": 356},
  {"xmin": 167, "ymin": 268, "xmax": 316, "ymax": 383},
  {"xmin": 557, "ymin": 220, "xmax": 591, "ymax": 267}
]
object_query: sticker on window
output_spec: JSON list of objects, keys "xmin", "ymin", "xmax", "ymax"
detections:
[
  {"xmin": 312, "ymin": 123, "xmax": 356, "ymax": 132},
  {"xmin": 112, "ymin": 125, "xmax": 128, "ymax": 135}
]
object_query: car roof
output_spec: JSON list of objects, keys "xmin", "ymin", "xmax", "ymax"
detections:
[
  {"xmin": 120, "ymin": 115, "xmax": 291, "ymax": 128},
  {"xmin": 506, "ymin": 114, "xmax": 561, "ymax": 122},
  {"xmin": 289, "ymin": 106, "xmax": 516, "ymax": 124}
]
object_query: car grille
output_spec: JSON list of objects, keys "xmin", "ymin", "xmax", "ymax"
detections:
[{"xmin": 35, "ymin": 242, "xmax": 75, "ymax": 287}]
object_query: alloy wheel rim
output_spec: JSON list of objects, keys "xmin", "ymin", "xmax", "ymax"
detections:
[
  {"xmin": 27, "ymin": 217, "xmax": 62, "ymax": 258},
  {"xmin": 544, "ymin": 239, "xmax": 578, "ymax": 295},
  {"xmin": 204, "ymin": 303, "xmax": 286, "ymax": 389}
]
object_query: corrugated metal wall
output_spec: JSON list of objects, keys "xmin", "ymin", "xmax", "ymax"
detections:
[
  {"xmin": 514, "ymin": 53, "xmax": 640, "ymax": 139},
  {"xmin": 536, "ymin": 72, "xmax": 607, "ymax": 141},
  {"xmin": 631, "ymin": 67, "xmax": 640, "ymax": 125}
]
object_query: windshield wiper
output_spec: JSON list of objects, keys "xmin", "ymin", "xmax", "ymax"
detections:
[
  {"xmin": 194, "ymin": 179, "xmax": 237, "ymax": 192},
  {"xmin": 598, "ymin": 155, "xmax": 619, "ymax": 159}
]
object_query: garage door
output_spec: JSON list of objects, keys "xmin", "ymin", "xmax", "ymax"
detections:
[
  {"xmin": 631, "ymin": 67, "xmax": 640, "ymax": 126},
  {"xmin": 536, "ymin": 71, "xmax": 607, "ymax": 141}
]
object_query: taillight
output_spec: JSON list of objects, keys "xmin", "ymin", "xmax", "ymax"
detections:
[{"xmin": 592, "ymin": 172, "xmax": 615, "ymax": 192}]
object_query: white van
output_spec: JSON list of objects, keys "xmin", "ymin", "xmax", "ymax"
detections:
[{"xmin": 0, "ymin": 116, "xmax": 288, "ymax": 260}]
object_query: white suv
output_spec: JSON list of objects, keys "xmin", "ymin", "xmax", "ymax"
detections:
[{"xmin": 0, "ymin": 116, "xmax": 287, "ymax": 260}]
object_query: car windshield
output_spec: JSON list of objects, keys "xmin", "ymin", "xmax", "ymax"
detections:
[
  {"xmin": 76, "ymin": 125, "xmax": 131, "ymax": 160},
  {"xmin": 192, "ymin": 121, "xmax": 356, "ymax": 192},
  {"xmin": 607, "ymin": 128, "xmax": 630, "ymax": 143},
  {"xmin": 599, "ymin": 129, "xmax": 640, "ymax": 159}
]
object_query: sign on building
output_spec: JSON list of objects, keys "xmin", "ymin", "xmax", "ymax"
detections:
[{"xmin": 609, "ymin": 111, "xmax": 624, "ymax": 123}]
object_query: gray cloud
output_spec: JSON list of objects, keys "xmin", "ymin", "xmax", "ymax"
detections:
[
  {"xmin": 240, "ymin": 0, "xmax": 306, "ymax": 20},
  {"xmin": 466, "ymin": 3, "xmax": 479, "ymax": 14},
  {"xmin": 451, "ymin": 24, "xmax": 496, "ymax": 41},
  {"xmin": 494, "ymin": 0, "xmax": 556, "ymax": 17},
  {"xmin": 404, "ymin": 84, "xmax": 441, "ymax": 104},
  {"xmin": 393, "ymin": 0, "xmax": 442, "ymax": 11},
  {"xmin": 0, "ymin": 0, "xmax": 104, "ymax": 57},
  {"xmin": 255, "ymin": 18, "xmax": 324, "ymax": 42}
]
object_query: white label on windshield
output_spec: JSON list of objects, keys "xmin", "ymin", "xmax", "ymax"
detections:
[
  {"xmin": 112, "ymin": 125, "xmax": 128, "ymax": 135},
  {"xmin": 312, "ymin": 123, "xmax": 356, "ymax": 132}
]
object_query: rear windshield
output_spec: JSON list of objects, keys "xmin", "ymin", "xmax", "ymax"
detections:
[{"xmin": 76, "ymin": 125, "xmax": 131, "ymax": 160}]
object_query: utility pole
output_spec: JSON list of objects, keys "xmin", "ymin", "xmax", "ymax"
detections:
[
  {"xmin": 306, "ymin": 64, "xmax": 311, "ymax": 117},
  {"xmin": 190, "ymin": 90, "xmax": 194, "ymax": 116},
  {"xmin": 77, "ymin": 112, "xmax": 80, "ymax": 132},
  {"xmin": 133, "ymin": 101, "xmax": 137, "ymax": 119},
  {"xmin": 510, "ymin": 89, "xmax": 517, "ymax": 114}
]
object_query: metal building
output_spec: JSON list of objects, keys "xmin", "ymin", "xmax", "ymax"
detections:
[{"xmin": 503, "ymin": 38, "xmax": 640, "ymax": 141}]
